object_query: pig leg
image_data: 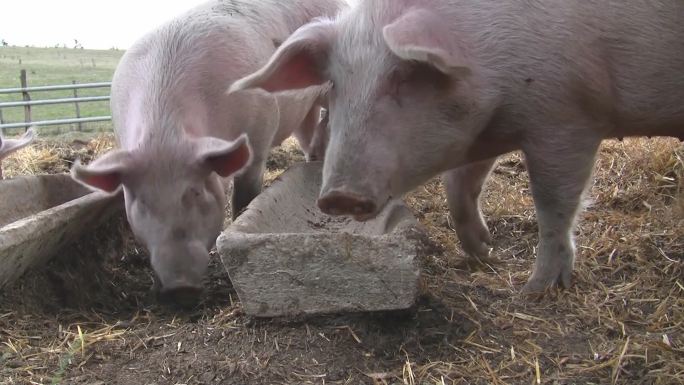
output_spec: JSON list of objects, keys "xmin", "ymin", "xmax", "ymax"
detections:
[
  {"xmin": 307, "ymin": 108, "xmax": 329, "ymax": 162},
  {"xmin": 522, "ymin": 135, "xmax": 601, "ymax": 293},
  {"xmin": 231, "ymin": 116, "xmax": 277, "ymax": 219},
  {"xmin": 443, "ymin": 158, "xmax": 496, "ymax": 258},
  {"xmin": 294, "ymin": 104, "xmax": 325, "ymax": 161},
  {"xmin": 231, "ymin": 156, "xmax": 265, "ymax": 220}
]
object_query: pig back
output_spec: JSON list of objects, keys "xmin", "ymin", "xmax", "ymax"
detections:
[
  {"xmin": 200, "ymin": 0, "xmax": 345, "ymax": 48},
  {"xmin": 109, "ymin": 0, "xmax": 345, "ymax": 149}
]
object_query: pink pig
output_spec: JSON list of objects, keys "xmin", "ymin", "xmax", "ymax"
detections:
[
  {"xmin": 71, "ymin": 0, "xmax": 344, "ymax": 306},
  {"xmin": 231, "ymin": 0, "xmax": 684, "ymax": 294},
  {"xmin": 0, "ymin": 128, "xmax": 35, "ymax": 179}
]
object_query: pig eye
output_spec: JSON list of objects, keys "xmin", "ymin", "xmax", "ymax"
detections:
[
  {"xmin": 133, "ymin": 198, "xmax": 150, "ymax": 218},
  {"xmin": 388, "ymin": 82, "xmax": 402, "ymax": 106},
  {"xmin": 181, "ymin": 187, "xmax": 202, "ymax": 208},
  {"xmin": 400, "ymin": 62, "xmax": 450, "ymax": 89}
]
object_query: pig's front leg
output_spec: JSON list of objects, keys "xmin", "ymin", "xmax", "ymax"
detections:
[
  {"xmin": 306, "ymin": 107, "xmax": 329, "ymax": 162},
  {"xmin": 294, "ymin": 105, "xmax": 328, "ymax": 162},
  {"xmin": 522, "ymin": 133, "xmax": 601, "ymax": 293},
  {"xmin": 231, "ymin": 158, "xmax": 264, "ymax": 220},
  {"xmin": 443, "ymin": 158, "xmax": 496, "ymax": 259}
]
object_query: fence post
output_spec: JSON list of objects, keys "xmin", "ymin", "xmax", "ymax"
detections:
[
  {"xmin": 20, "ymin": 69, "xmax": 31, "ymax": 132},
  {"xmin": 72, "ymin": 80, "xmax": 83, "ymax": 131},
  {"xmin": 0, "ymin": 108, "xmax": 4, "ymax": 135}
]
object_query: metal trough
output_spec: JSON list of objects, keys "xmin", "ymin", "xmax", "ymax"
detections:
[
  {"xmin": 218, "ymin": 162, "xmax": 426, "ymax": 318},
  {"xmin": 0, "ymin": 174, "xmax": 121, "ymax": 289}
]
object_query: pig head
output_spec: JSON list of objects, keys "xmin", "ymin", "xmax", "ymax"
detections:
[
  {"xmin": 230, "ymin": 6, "xmax": 491, "ymax": 220},
  {"xmin": 72, "ymin": 134, "xmax": 251, "ymax": 306}
]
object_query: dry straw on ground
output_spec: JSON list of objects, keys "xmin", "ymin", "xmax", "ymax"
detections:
[
  {"xmin": 1, "ymin": 134, "xmax": 115, "ymax": 178},
  {"xmin": 405, "ymin": 138, "xmax": 683, "ymax": 385},
  {"xmin": 0, "ymin": 136, "xmax": 682, "ymax": 385}
]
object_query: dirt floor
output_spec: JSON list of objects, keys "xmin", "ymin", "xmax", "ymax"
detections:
[{"xmin": 1, "ymin": 135, "xmax": 682, "ymax": 385}]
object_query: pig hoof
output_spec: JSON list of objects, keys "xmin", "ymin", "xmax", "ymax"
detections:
[
  {"xmin": 456, "ymin": 222, "xmax": 493, "ymax": 258},
  {"xmin": 522, "ymin": 268, "xmax": 572, "ymax": 294}
]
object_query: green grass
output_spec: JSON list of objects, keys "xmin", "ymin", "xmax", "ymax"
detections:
[{"xmin": 0, "ymin": 46, "xmax": 123, "ymax": 135}]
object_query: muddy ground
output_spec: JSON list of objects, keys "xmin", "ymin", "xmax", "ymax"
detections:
[{"xmin": 0, "ymin": 135, "xmax": 682, "ymax": 385}]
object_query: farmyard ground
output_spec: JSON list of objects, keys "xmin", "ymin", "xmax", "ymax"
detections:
[{"xmin": 1, "ymin": 135, "xmax": 682, "ymax": 385}]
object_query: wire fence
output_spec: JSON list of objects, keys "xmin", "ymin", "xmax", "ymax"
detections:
[{"xmin": 0, "ymin": 69, "xmax": 112, "ymax": 136}]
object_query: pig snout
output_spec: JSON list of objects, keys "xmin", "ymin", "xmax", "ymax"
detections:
[
  {"xmin": 318, "ymin": 148, "xmax": 393, "ymax": 221},
  {"xmin": 317, "ymin": 189, "xmax": 379, "ymax": 221},
  {"xmin": 151, "ymin": 243, "xmax": 209, "ymax": 308},
  {"xmin": 158, "ymin": 286, "xmax": 203, "ymax": 309}
]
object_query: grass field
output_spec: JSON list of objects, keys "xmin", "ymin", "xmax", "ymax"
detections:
[{"xmin": 0, "ymin": 46, "xmax": 123, "ymax": 135}]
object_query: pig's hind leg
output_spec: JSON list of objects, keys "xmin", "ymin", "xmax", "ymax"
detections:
[
  {"xmin": 443, "ymin": 158, "xmax": 497, "ymax": 259},
  {"xmin": 522, "ymin": 132, "xmax": 601, "ymax": 293}
]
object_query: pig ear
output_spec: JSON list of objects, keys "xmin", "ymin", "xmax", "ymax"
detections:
[
  {"xmin": 229, "ymin": 20, "xmax": 334, "ymax": 93},
  {"xmin": 195, "ymin": 134, "xmax": 252, "ymax": 178},
  {"xmin": 0, "ymin": 127, "xmax": 36, "ymax": 159},
  {"xmin": 383, "ymin": 8, "xmax": 471, "ymax": 76},
  {"xmin": 71, "ymin": 150, "xmax": 132, "ymax": 194}
]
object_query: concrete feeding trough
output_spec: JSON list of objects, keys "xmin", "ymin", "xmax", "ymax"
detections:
[
  {"xmin": 0, "ymin": 174, "xmax": 121, "ymax": 289},
  {"xmin": 217, "ymin": 162, "xmax": 426, "ymax": 318}
]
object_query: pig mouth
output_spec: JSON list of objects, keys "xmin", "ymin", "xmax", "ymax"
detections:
[
  {"xmin": 351, "ymin": 195, "xmax": 393, "ymax": 222},
  {"xmin": 157, "ymin": 286, "xmax": 204, "ymax": 309},
  {"xmin": 151, "ymin": 271, "xmax": 205, "ymax": 309},
  {"xmin": 352, "ymin": 212, "xmax": 378, "ymax": 222}
]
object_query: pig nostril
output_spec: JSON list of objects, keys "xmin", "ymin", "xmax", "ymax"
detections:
[
  {"xmin": 159, "ymin": 286, "xmax": 202, "ymax": 309},
  {"xmin": 317, "ymin": 192, "xmax": 376, "ymax": 217},
  {"xmin": 352, "ymin": 201, "xmax": 374, "ymax": 215}
]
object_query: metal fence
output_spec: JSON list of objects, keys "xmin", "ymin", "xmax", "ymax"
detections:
[{"xmin": 0, "ymin": 69, "xmax": 112, "ymax": 134}]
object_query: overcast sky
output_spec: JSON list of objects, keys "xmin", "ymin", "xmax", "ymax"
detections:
[
  {"xmin": 0, "ymin": 1, "xmax": 203, "ymax": 49},
  {"xmin": 1, "ymin": 0, "xmax": 356, "ymax": 50}
]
